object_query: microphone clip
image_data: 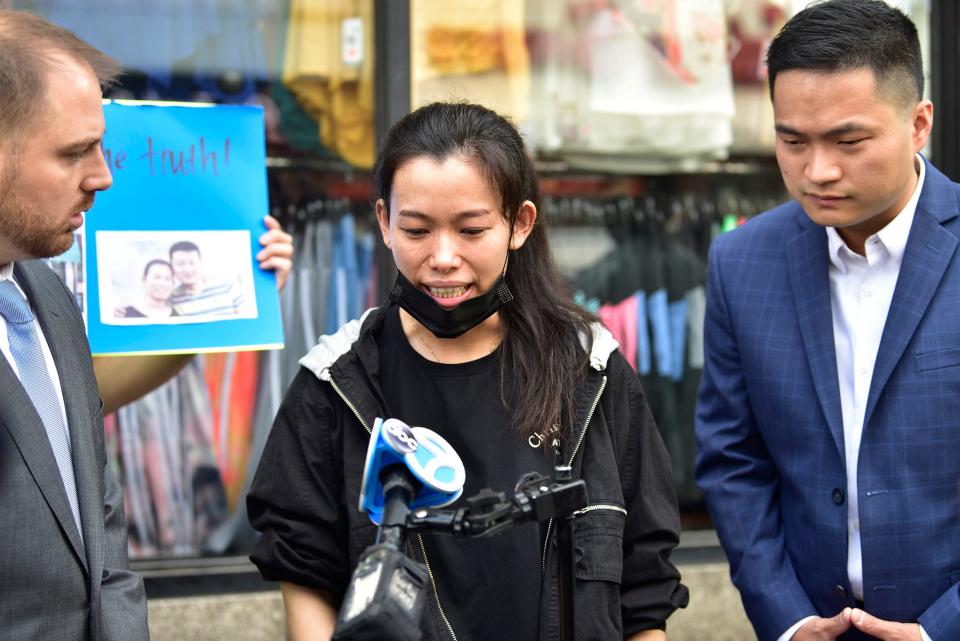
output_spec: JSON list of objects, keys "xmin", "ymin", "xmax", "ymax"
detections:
[{"xmin": 405, "ymin": 471, "xmax": 587, "ymax": 538}]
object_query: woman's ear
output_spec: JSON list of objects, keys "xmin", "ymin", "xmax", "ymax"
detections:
[
  {"xmin": 509, "ymin": 201, "xmax": 537, "ymax": 250},
  {"xmin": 376, "ymin": 199, "xmax": 391, "ymax": 249}
]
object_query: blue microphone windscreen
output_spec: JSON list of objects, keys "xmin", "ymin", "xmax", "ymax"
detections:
[{"xmin": 359, "ymin": 418, "xmax": 466, "ymax": 524}]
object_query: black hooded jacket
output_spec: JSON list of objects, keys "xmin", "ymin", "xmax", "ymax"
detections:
[{"xmin": 248, "ymin": 305, "xmax": 688, "ymax": 640}]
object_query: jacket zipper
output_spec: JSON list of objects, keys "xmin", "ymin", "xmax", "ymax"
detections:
[
  {"xmin": 319, "ymin": 368, "xmax": 370, "ymax": 433},
  {"xmin": 541, "ymin": 499, "xmax": 625, "ymax": 581},
  {"xmin": 541, "ymin": 375, "xmax": 608, "ymax": 574},
  {"xmin": 320, "ymin": 367, "xmax": 459, "ymax": 641},
  {"xmin": 572, "ymin": 503, "xmax": 627, "ymax": 517},
  {"xmin": 417, "ymin": 534, "xmax": 459, "ymax": 641}
]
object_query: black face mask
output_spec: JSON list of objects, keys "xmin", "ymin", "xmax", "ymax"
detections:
[{"xmin": 388, "ymin": 271, "xmax": 514, "ymax": 339}]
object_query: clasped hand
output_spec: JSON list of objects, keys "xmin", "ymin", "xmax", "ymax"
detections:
[{"xmin": 792, "ymin": 608, "xmax": 921, "ymax": 640}]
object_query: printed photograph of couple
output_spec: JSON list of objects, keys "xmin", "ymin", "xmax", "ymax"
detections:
[{"xmin": 97, "ymin": 230, "xmax": 259, "ymax": 326}]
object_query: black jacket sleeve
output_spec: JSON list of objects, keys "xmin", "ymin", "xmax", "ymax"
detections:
[
  {"xmin": 247, "ymin": 368, "xmax": 352, "ymax": 602},
  {"xmin": 608, "ymin": 352, "xmax": 689, "ymax": 634}
]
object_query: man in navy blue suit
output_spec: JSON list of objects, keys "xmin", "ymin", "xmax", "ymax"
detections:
[{"xmin": 696, "ymin": 2, "xmax": 960, "ymax": 640}]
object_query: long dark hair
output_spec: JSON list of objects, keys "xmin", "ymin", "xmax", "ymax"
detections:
[{"xmin": 374, "ymin": 102, "xmax": 597, "ymax": 442}]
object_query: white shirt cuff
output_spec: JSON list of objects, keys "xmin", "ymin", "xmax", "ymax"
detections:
[
  {"xmin": 919, "ymin": 624, "xmax": 933, "ymax": 641},
  {"xmin": 777, "ymin": 616, "xmax": 817, "ymax": 641}
]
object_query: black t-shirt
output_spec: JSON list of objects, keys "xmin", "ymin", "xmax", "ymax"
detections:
[{"xmin": 378, "ymin": 305, "xmax": 552, "ymax": 641}]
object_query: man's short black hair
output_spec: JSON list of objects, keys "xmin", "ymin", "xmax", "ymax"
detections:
[
  {"xmin": 766, "ymin": 0, "xmax": 923, "ymax": 110},
  {"xmin": 169, "ymin": 241, "xmax": 200, "ymax": 260}
]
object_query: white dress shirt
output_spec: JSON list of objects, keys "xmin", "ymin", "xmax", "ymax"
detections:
[
  {"xmin": 0, "ymin": 262, "xmax": 71, "ymax": 437},
  {"xmin": 778, "ymin": 156, "xmax": 933, "ymax": 641}
]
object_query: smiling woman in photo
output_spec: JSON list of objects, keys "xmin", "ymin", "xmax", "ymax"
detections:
[{"xmin": 122, "ymin": 258, "xmax": 176, "ymax": 318}]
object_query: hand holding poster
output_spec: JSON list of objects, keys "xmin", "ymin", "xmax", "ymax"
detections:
[{"xmin": 82, "ymin": 102, "xmax": 284, "ymax": 355}]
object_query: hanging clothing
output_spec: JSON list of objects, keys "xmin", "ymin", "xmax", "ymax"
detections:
[
  {"xmin": 411, "ymin": 0, "xmax": 530, "ymax": 124},
  {"xmin": 117, "ymin": 361, "xmax": 228, "ymax": 557},
  {"xmin": 204, "ymin": 351, "xmax": 260, "ymax": 509},
  {"xmin": 282, "ymin": 0, "xmax": 376, "ymax": 168},
  {"xmin": 525, "ymin": 0, "xmax": 734, "ymax": 170}
]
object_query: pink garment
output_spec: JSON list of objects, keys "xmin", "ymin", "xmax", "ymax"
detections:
[
  {"xmin": 365, "ymin": 262, "xmax": 378, "ymax": 310},
  {"xmin": 597, "ymin": 295, "xmax": 638, "ymax": 370}
]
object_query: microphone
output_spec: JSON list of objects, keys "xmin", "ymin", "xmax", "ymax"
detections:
[
  {"xmin": 334, "ymin": 418, "xmax": 465, "ymax": 641},
  {"xmin": 359, "ymin": 417, "xmax": 465, "ymax": 525},
  {"xmin": 336, "ymin": 418, "xmax": 587, "ymax": 640}
]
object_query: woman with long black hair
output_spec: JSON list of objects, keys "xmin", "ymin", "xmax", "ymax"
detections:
[{"xmin": 247, "ymin": 101, "xmax": 688, "ymax": 641}]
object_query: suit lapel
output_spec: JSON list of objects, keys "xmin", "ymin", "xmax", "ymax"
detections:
[
  {"xmin": 786, "ymin": 211, "xmax": 845, "ymax": 457},
  {"xmin": 12, "ymin": 262, "xmax": 90, "ymax": 573},
  {"xmin": 863, "ymin": 164, "xmax": 960, "ymax": 428}
]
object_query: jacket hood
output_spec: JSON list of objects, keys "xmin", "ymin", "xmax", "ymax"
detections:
[
  {"xmin": 583, "ymin": 322, "xmax": 619, "ymax": 371},
  {"xmin": 299, "ymin": 307, "xmax": 619, "ymax": 378},
  {"xmin": 299, "ymin": 307, "xmax": 376, "ymax": 377}
]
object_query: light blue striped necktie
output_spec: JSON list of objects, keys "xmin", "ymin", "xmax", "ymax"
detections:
[{"xmin": 0, "ymin": 280, "xmax": 83, "ymax": 541}]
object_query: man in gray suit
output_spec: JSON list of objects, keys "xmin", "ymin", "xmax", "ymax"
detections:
[
  {"xmin": 0, "ymin": 11, "xmax": 148, "ymax": 641},
  {"xmin": 0, "ymin": 10, "xmax": 296, "ymax": 638}
]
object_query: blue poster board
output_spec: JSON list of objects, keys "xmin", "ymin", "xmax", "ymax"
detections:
[{"xmin": 85, "ymin": 101, "xmax": 283, "ymax": 356}]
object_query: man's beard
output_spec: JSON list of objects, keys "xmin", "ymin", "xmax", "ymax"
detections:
[{"xmin": 0, "ymin": 165, "xmax": 81, "ymax": 260}]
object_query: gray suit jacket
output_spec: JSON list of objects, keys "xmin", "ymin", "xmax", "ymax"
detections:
[{"xmin": 0, "ymin": 261, "xmax": 148, "ymax": 641}]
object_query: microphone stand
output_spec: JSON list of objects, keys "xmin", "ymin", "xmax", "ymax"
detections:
[
  {"xmin": 554, "ymin": 465, "xmax": 577, "ymax": 641},
  {"xmin": 378, "ymin": 467, "xmax": 419, "ymax": 547}
]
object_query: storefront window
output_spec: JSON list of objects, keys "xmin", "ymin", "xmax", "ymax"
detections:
[{"xmin": 10, "ymin": 0, "xmax": 941, "ymax": 563}]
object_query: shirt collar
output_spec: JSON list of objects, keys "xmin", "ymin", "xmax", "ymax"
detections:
[
  {"xmin": 826, "ymin": 154, "xmax": 925, "ymax": 273},
  {"xmin": 0, "ymin": 262, "xmax": 15, "ymax": 282}
]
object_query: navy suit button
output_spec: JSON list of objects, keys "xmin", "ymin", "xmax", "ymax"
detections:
[
  {"xmin": 832, "ymin": 488, "xmax": 845, "ymax": 504},
  {"xmin": 834, "ymin": 585, "xmax": 847, "ymax": 599}
]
